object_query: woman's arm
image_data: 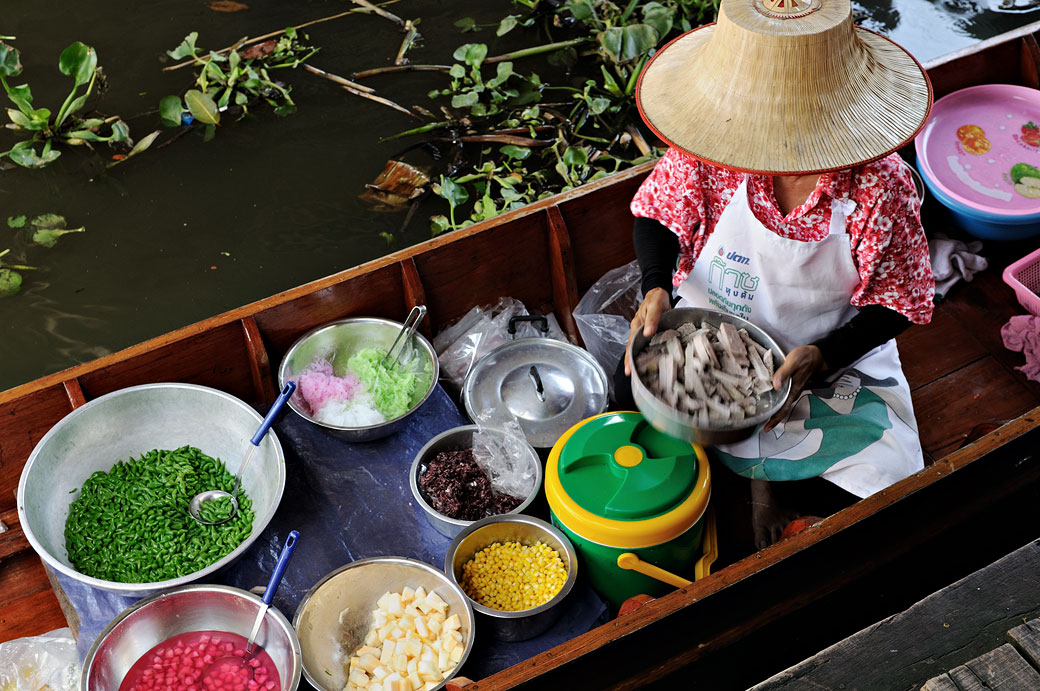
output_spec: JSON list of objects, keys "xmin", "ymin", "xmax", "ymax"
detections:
[
  {"xmin": 767, "ymin": 305, "xmax": 913, "ymax": 429},
  {"xmin": 625, "ymin": 217, "xmax": 681, "ymax": 375},
  {"xmin": 633, "ymin": 216, "xmax": 679, "ymax": 297}
]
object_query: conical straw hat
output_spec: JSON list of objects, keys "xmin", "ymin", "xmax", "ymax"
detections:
[{"xmin": 636, "ymin": 0, "xmax": 932, "ymax": 174}]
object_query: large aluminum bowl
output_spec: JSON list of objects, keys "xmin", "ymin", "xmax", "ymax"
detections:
[
  {"xmin": 630, "ymin": 307, "xmax": 791, "ymax": 446},
  {"xmin": 17, "ymin": 382, "xmax": 285, "ymax": 597},
  {"xmin": 444, "ymin": 514, "xmax": 577, "ymax": 642},
  {"xmin": 278, "ymin": 317, "xmax": 439, "ymax": 442},
  {"xmin": 82, "ymin": 584, "xmax": 302, "ymax": 690},
  {"xmin": 293, "ymin": 556, "xmax": 475, "ymax": 691},
  {"xmin": 409, "ymin": 425, "xmax": 543, "ymax": 538}
]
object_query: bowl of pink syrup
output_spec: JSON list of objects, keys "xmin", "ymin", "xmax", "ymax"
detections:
[{"xmin": 82, "ymin": 585, "xmax": 301, "ymax": 690}]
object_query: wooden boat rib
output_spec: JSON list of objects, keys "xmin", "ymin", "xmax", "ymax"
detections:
[{"xmin": 3, "ymin": 22, "xmax": 1040, "ymax": 689}]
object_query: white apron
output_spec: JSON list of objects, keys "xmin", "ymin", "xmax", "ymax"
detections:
[{"xmin": 676, "ymin": 176, "xmax": 924, "ymax": 498}]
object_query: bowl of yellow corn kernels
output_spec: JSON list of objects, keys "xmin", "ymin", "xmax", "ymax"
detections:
[
  {"xmin": 293, "ymin": 556, "xmax": 474, "ymax": 691},
  {"xmin": 443, "ymin": 514, "xmax": 578, "ymax": 642}
]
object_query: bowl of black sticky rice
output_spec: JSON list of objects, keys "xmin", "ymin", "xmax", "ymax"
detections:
[
  {"xmin": 17, "ymin": 382, "xmax": 285, "ymax": 597},
  {"xmin": 410, "ymin": 425, "xmax": 542, "ymax": 538}
]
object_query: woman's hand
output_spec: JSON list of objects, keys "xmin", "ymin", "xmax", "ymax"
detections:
[
  {"xmin": 624, "ymin": 287, "xmax": 672, "ymax": 376},
  {"xmin": 765, "ymin": 345, "xmax": 825, "ymax": 431}
]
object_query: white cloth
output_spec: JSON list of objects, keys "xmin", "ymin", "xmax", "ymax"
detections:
[
  {"xmin": 676, "ymin": 176, "xmax": 924, "ymax": 498},
  {"xmin": 928, "ymin": 233, "xmax": 988, "ymax": 299}
]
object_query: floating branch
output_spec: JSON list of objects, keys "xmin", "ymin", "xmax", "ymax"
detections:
[
  {"xmin": 380, "ymin": 121, "xmax": 452, "ymax": 142},
  {"xmin": 162, "ymin": 3, "xmax": 401, "ymax": 72},
  {"xmin": 339, "ymin": 84, "xmax": 423, "ymax": 120},
  {"xmin": 353, "ymin": 64, "xmax": 451, "ymax": 79},
  {"xmin": 354, "ymin": 38, "xmax": 591, "ymax": 80},
  {"xmin": 485, "ymin": 38, "xmax": 591, "ymax": 64},
  {"xmin": 626, "ymin": 124, "xmax": 652, "ymax": 157},
  {"xmin": 303, "ymin": 64, "xmax": 375, "ymax": 93},
  {"xmin": 351, "ymin": 0, "xmax": 406, "ymax": 28},
  {"xmin": 395, "ymin": 19, "xmax": 421, "ymax": 65},
  {"xmin": 441, "ymin": 134, "xmax": 552, "ymax": 147}
]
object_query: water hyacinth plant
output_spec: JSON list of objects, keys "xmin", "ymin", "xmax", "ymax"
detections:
[
  {"xmin": 0, "ymin": 38, "xmax": 155, "ymax": 168},
  {"xmin": 364, "ymin": 0, "xmax": 719, "ymax": 236},
  {"xmin": 1, "ymin": 214, "xmax": 85, "ymax": 298},
  {"xmin": 160, "ymin": 27, "xmax": 319, "ymax": 139}
]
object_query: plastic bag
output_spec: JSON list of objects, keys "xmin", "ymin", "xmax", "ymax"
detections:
[
  {"xmin": 0, "ymin": 628, "xmax": 80, "ymax": 691},
  {"xmin": 471, "ymin": 420, "xmax": 538, "ymax": 499},
  {"xmin": 433, "ymin": 297, "xmax": 566, "ymax": 394},
  {"xmin": 573, "ymin": 260, "xmax": 643, "ymax": 397}
]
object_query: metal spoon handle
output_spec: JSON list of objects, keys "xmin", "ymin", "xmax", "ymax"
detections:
[
  {"xmin": 262, "ymin": 530, "xmax": 299, "ymax": 606},
  {"xmin": 250, "ymin": 381, "xmax": 296, "ymax": 446},
  {"xmin": 381, "ymin": 305, "xmax": 427, "ymax": 368},
  {"xmin": 231, "ymin": 382, "xmax": 296, "ymax": 498},
  {"xmin": 246, "ymin": 530, "xmax": 299, "ymax": 654}
]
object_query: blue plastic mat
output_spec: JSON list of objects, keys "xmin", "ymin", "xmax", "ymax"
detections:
[{"xmin": 57, "ymin": 384, "xmax": 607, "ymax": 685}]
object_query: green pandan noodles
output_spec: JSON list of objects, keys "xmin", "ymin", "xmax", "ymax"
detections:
[{"xmin": 347, "ymin": 347, "xmax": 430, "ymax": 419}]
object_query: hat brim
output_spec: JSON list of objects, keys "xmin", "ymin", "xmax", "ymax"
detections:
[{"xmin": 636, "ymin": 23, "xmax": 933, "ymax": 175}]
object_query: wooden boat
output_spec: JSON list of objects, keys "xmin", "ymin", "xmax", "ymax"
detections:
[{"xmin": 3, "ymin": 21, "xmax": 1040, "ymax": 689}]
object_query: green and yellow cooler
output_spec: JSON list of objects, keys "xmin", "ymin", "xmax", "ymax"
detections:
[{"xmin": 545, "ymin": 411, "xmax": 714, "ymax": 609}]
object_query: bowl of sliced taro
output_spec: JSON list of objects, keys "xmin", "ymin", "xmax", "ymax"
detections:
[{"xmin": 630, "ymin": 307, "xmax": 790, "ymax": 445}]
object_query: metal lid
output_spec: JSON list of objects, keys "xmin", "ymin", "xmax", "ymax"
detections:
[
  {"xmin": 462, "ymin": 333, "xmax": 608, "ymax": 449},
  {"xmin": 545, "ymin": 412, "xmax": 711, "ymax": 548}
]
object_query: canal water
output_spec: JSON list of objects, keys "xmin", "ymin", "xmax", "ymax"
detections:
[{"xmin": 1, "ymin": 0, "xmax": 1038, "ymax": 392}]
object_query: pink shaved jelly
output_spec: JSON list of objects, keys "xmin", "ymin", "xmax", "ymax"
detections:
[{"xmin": 292, "ymin": 358, "xmax": 363, "ymax": 416}]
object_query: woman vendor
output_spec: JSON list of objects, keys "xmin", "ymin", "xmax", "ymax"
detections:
[{"xmin": 621, "ymin": 0, "xmax": 935, "ymax": 536}]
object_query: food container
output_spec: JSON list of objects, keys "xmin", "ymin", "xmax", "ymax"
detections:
[
  {"xmin": 278, "ymin": 316, "xmax": 439, "ymax": 442},
  {"xmin": 444, "ymin": 514, "xmax": 578, "ymax": 642},
  {"xmin": 293, "ymin": 557, "xmax": 474, "ymax": 691},
  {"xmin": 410, "ymin": 425, "xmax": 543, "ymax": 538},
  {"xmin": 1003, "ymin": 246, "xmax": 1040, "ymax": 316},
  {"xmin": 462, "ymin": 315, "xmax": 608, "ymax": 448},
  {"xmin": 17, "ymin": 382, "xmax": 285, "ymax": 597},
  {"xmin": 629, "ymin": 307, "xmax": 789, "ymax": 446},
  {"xmin": 545, "ymin": 411, "xmax": 711, "ymax": 609},
  {"xmin": 82, "ymin": 583, "xmax": 302, "ymax": 690},
  {"xmin": 915, "ymin": 84, "xmax": 1040, "ymax": 240}
]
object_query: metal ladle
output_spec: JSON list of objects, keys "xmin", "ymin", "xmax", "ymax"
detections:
[
  {"xmin": 189, "ymin": 381, "xmax": 296, "ymax": 525},
  {"xmin": 202, "ymin": 530, "xmax": 299, "ymax": 684},
  {"xmin": 381, "ymin": 305, "xmax": 427, "ymax": 369}
]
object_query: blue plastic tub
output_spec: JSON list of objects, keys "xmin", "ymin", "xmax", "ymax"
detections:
[{"xmin": 917, "ymin": 160, "xmax": 1040, "ymax": 241}]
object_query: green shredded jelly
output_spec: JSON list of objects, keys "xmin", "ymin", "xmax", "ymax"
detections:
[{"xmin": 348, "ymin": 347, "xmax": 419, "ymax": 420}]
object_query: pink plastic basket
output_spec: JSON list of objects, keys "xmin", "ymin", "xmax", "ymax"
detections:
[{"xmin": 1003, "ymin": 247, "xmax": 1040, "ymax": 317}]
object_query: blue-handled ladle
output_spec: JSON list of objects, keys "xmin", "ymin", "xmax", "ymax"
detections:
[
  {"xmin": 189, "ymin": 381, "xmax": 296, "ymax": 525},
  {"xmin": 203, "ymin": 530, "xmax": 300, "ymax": 684}
]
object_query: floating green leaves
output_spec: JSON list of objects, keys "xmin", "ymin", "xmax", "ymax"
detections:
[
  {"xmin": 28, "ymin": 214, "xmax": 85, "ymax": 248},
  {"xmin": 390, "ymin": 0, "xmax": 714, "ymax": 235},
  {"xmin": 160, "ymin": 27, "xmax": 318, "ymax": 136},
  {"xmin": 185, "ymin": 89, "xmax": 220, "ymax": 125},
  {"xmin": 1, "ymin": 214, "xmax": 85, "ymax": 297},
  {"xmin": 0, "ymin": 39, "xmax": 146, "ymax": 169}
]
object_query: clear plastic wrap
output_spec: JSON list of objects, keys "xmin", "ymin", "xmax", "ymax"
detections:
[
  {"xmin": 471, "ymin": 421, "xmax": 538, "ymax": 499},
  {"xmin": 0, "ymin": 628, "xmax": 80, "ymax": 691},
  {"xmin": 433, "ymin": 298, "xmax": 566, "ymax": 394},
  {"xmin": 573, "ymin": 260, "xmax": 643, "ymax": 397}
]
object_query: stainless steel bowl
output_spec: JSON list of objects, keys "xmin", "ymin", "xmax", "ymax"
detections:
[
  {"xmin": 630, "ymin": 307, "xmax": 791, "ymax": 446},
  {"xmin": 278, "ymin": 317, "xmax": 439, "ymax": 442},
  {"xmin": 409, "ymin": 425, "xmax": 543, "ymax": 538},
  {"xmin": 17, "ymin": 382, "xmax": 285, "ymax": 597},
  {"xmin": 82, "ymin": 584, "xmax": 302, "ymax": 690},
  {"xmin": 444, "ymin": 514, "xmax": 577, "ymax": 642},
  {"xmin": 293, "ymin": 556, "xmax": 475, "ymax": 691}
]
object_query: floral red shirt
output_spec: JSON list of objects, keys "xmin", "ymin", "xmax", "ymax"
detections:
[{"xmin": 630, "ymin": 149, "xmax": 935, "ymax": 325}]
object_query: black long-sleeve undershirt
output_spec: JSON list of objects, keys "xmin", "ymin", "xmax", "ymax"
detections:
[{"xmin": 632, "ymin": 216, "xmax": 913, "ymax": 373}]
